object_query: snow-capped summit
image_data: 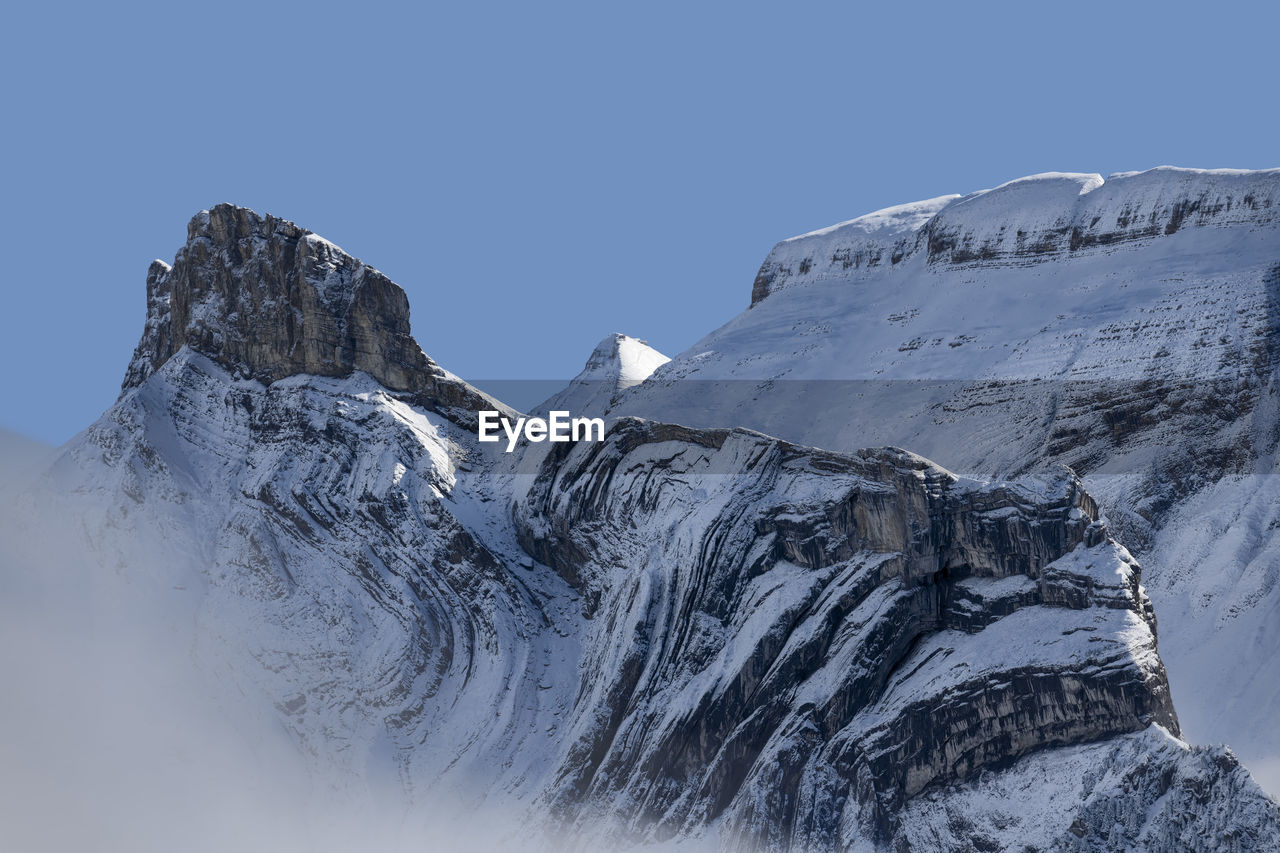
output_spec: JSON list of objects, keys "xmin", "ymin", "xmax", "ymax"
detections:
[
  {"xmin": 587, "ymin": 333, "xmax": 671, "ymax": 389},
  {"xmin": 533, "ymin": 332, "xmax": 669, "ymax": 416}
]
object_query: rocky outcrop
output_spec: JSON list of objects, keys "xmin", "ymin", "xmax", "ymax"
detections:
[
  {"xmin": 897, "ymin": 725, "xmax": 1280, "ymax": 852},
  {"xmin": 121, "ymin": 203, "xmax": 509, "ymax": 427},
  {"xmin": 515, "ymin": 418, "xmax": 1180, "ymax": 846}
]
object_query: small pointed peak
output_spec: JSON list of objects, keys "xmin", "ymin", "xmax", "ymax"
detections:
[
  {"xmin": 533, "ymin": 334, "xmax": 670, "ymax": 417},
  {"xmin": 582, "ymin": 334, "xmax": 670, "ymax": 388},
  {"xmin": 584, "ymin": 332, "xmax": 630, "ymax": 367},
  {"xmin": 590, "ymin": 332, "xmax": 629, "ymax": 355}
]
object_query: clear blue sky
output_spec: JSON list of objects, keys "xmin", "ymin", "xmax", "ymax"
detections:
[{"xmin": 3, "ymin": 1, "xmax": 1277, "ymax": 444}]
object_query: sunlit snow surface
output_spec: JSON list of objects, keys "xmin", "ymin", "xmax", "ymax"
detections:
[{"xmin": 535, "ymin": 332, "xmax": 671, "ymax": 416}]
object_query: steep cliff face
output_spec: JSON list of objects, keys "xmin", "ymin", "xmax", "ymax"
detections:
[
  {"xmin": 614, "ymin": 167, "xmax": 1280, "ymax": 791},
  {"xmin": 513, "ymin": 419, "xmax": 1178, "ymax": 846},
  {"xmin": 23, "ymin": 202, "xmax": 1280, "ymax": 850},
  {"xmin": 122, "ymin": 203, "xmax": 509, "ymax": 427}
]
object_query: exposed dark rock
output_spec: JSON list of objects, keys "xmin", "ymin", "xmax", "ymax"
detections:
[
  {"xmin": 121, "ymin": 203, "xmax": 510, "ymax": 428},
  {"xmin": 514, "ymin": 418, "xmax": 1182, "ymax": 846}
]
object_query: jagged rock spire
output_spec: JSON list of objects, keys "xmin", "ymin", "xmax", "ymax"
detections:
[{"xmin": 121, "ymin": 203, "xmax": 509, "ymax": 424}]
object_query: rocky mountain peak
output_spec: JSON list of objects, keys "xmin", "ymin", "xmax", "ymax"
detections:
[
  {"xmin": 186, "ymin": 201, "xmax": 305, "ymax": 248},
  {"xmin": 121, "ymin": 203, "xmax": 509, "ymax": 426}
]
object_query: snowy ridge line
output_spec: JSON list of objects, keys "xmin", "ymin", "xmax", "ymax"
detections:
[{"xmin": 752, "ymin": 166, "xmax": 1280, "ymax": 303}]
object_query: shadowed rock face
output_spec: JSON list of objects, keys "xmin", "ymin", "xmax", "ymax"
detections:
[
  {"xmin": 121, "ymin": 203, "xmax": 508, "ymax": 427},
  {"xmin": 515, "ymin": 418, "xmax": 1179, "ymax": 845}
]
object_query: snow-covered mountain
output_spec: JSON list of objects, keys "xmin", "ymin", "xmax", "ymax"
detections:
[
  {"xmin": 610, "ymin": 166, "xmax": 1280, "ymax": 794},
  {"xmin": 8, "ymin": 199, "xmax": 1279, "ymax": 851},
  {"xmin": 534, "ymin": 333, "xmax": 669, "ymax": 416}
]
